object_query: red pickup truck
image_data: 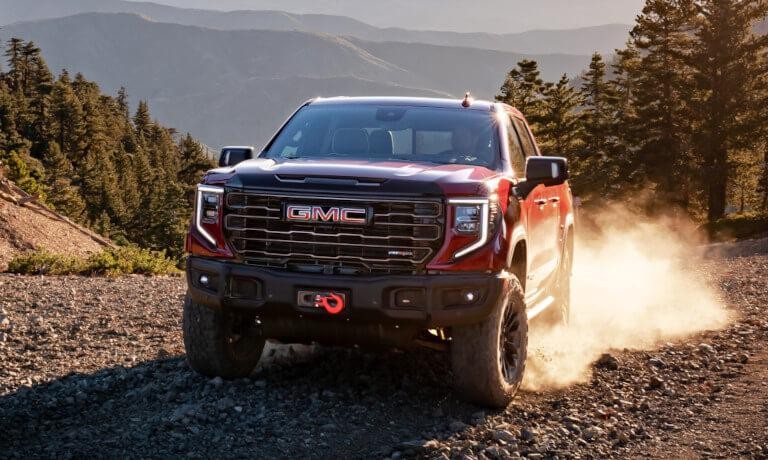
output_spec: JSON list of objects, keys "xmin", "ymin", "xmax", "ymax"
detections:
[{"xmin": 183, "ymin": 96, "xmax": 574, "ymax": 407}]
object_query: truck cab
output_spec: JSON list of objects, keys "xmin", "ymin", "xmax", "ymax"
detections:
[{"xmin": 183, "ymin": 96, "xmax": 574, "ymax": 407}]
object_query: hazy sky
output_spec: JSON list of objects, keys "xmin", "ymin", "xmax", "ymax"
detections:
[{"xmin": 123, "ymin": 0, "xmax": 645, "ymax": 33}]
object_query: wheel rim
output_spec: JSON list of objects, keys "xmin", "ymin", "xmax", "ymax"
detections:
[{"xmin": 500, "ymin": 295, "xmax": 525, "ymax": 384}]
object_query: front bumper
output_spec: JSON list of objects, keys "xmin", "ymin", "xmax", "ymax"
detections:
[{"xmin": 187, "ymin": 256, "xmax": 505, "ymax": 329}]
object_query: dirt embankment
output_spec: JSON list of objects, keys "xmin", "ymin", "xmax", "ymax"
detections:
[
  {"xmin": 0, "ymin": 247, "xmax": 766, "ymax": 458},
  {"xmin": 0, "ymin": 174, "xmax": 108, "ymax": 270}
]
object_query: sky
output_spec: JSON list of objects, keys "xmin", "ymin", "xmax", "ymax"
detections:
[{"xmin": 122, "ymin": 0, "xmax": 645, "ymax": 33}]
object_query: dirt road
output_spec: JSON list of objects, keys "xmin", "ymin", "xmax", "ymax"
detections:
[{"xmin": 1, "ymin": 254, "xmax": 767, "ymax": 458}]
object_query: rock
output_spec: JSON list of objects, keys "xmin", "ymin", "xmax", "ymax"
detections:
[
  {"xmin": 492, "ymin": 429, "xmax": 516, "ymax": 444},
  {"xmin": 483, "ymin": 445, "xmax": 508, "ymax": 459},
  {"xmin": 520, "ymin": 427, "xmax": 536, "ymax": 443},
  {"xmin": 698, "ymin": 343, "xmax": 715, "ymax": 354},
  {"xmin": 596, "ymin": 353, "xmax": 620, "ymax": 370},
  {"xmin": 471, "ymin": 411, "xmax": 486, "ymax": 425},
  {"xmin": 582, "ymin": 426, "xmax": 602, "ymax": 441},
  {"xmin": 397, "ymin": 440, "xmax": 426, "ymax": 451},
  {"xmin": 215, "ymin": 397, "xmax": 234, "ymax": 411},
  {"xmin": 209, "ymin": 377, "xmax": 224, "ymax": 388},
  {"xmin": 649, "ymin": 375, "xmax": 665, "ymax": 390},
  {"xmin": 449, "ymin": 421, "xmax": 468, "ymax": 432},
  {"xmin": 0, "ymin": 315, "xmax": 10, "ymax": 329},
  {"xmin": 171, "ymin": 403, "xmax": 199, "ymax": 422},
  {"xmin": 738, "ymin": 353, "xmax": 749, "ymax": 364}
]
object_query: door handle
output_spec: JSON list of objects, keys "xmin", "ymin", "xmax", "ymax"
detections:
[{"xmin": 549, "ymin": 197, "xmax": 560, "ymax": 204}]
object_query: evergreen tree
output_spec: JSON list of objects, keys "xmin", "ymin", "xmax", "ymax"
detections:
[
  {"xmin": 495, "ymin": 60, "xmax": 546, "ymax": 128},
  {"xmin": 537, "ymin": 75, "xmax": 584, "ymax": 160},
  {"xmin": 689, "ymin": 0, "xmax": 768, "ymax": 221},
  {"xmin": 0, "ymin": 38, "xmax": 212, "ymax": 256},
  {"xmin": 43, "ymin": 142, "xmax": 85, "ymax": 218},
  {"xmin": 630, "ymin": 0, "xmax": 698, "ymax": 209}
]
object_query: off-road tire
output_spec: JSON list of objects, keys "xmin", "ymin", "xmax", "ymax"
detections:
[
  {"xmin": 183, "ymin": 295, "xmax": 265, "ymax": 379},
  {"xmin": 450, "ymin": 276, "xmax": 528, "ymax": 408}
]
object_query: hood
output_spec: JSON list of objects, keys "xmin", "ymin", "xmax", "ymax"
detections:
[{"xmin": 205, "ymin": 158, "xmax": 501, "ymax": 197}]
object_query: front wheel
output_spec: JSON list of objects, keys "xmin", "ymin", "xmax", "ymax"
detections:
[
  {"xmin": 182, "ymin": 295, "xmax": 265, "ymax": 379},
  {"xmin": 450, "ymin": 276, "xmax": 528, "ymax": 408}
]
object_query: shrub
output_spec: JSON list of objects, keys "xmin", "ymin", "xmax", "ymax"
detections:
[
  {"xmin": 6, "ymin": 247, "xmax": 180, "ymax": 276},
  {"xmin": 701, "ymin": 212, "xmax": 768, "ymax": 241}
]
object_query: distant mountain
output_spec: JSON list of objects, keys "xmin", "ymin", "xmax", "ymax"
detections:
[
  {"xmin": 0, "ymin": 13, "xmax": 591, "ymax": 148},
  {"xmin": 117, "ymin": 0, "xmax": 644, "ymax": 34},
  {"xmin": 0, "ymin": 0, "xmax": 632, "ymax": 55}
]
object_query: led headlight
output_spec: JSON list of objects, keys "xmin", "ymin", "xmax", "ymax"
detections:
[
  {"xmin": 195, "ymin": 185, "xmax": 224, "ymax": 245},
  {"xmin": 449, "ymin": 198, "xmax": 490, "ymax": 259}
]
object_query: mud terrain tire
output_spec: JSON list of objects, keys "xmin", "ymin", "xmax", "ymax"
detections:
[
  {"xmin": 183, "ymin": 295, "xmax": 265, "ymax": 379},
  {"xmin": 450, "ymin": 276, "xmax": 528, "ymax": 408}
]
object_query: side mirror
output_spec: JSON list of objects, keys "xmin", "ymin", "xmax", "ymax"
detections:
[
  {"xmin": 514, "ymin": 156, "xmax": 569, "ymax": 199},
  {"xmin": 525, "ymin": 156, "xmax": 569, "ymax": 185},
  {"xmin": 219, "ymin": 146, "xmax": 254, "ymax": 167}
]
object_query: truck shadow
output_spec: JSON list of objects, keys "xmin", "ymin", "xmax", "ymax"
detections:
[{"xmin": 0, "ymin": 345, "xmax": 507, "ymax": 457}]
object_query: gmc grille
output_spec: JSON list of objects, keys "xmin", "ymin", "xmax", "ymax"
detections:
[{"xmin": 223, "ymin": 191, "xmax": 445, "ymax": 275}]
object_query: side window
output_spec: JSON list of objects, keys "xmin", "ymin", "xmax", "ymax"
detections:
[
  {"xmin": 512, "ymin": 118, "xmax": 538, "ymax": 158},
  {"xmin": 504, "ymin": 115, "xmax": 526, "ymax": 177}
]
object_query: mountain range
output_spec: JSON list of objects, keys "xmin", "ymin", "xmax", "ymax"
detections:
[
  {"xmin": 115, "ymin": 0, "xmax": 645, "ymax": 33},
  {"xmin": 0, "ymin": 12, "xmax": 595, "ymax": 147},
  {"xmin": 0, "ymin": 0, "xmax": 633, "ymax": 55}
]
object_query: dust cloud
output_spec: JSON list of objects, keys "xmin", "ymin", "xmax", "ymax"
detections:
[{"xmin": 523, "ymin": 205, "xmax": 731, "ymax": 390}]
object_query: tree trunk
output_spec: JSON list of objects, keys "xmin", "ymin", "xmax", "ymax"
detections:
[{"xmin": 707, "ymin": 147, "xmax": 728, "ymax": 222}]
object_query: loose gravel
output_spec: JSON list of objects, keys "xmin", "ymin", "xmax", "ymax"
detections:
[{"xmin": 1, "ymin": 255, "xmax": 767, "ymax": 458}]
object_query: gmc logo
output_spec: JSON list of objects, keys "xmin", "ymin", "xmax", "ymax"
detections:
[{"xmin": 285, "ymin": 205, "xmax": 368, "ymax": 224}]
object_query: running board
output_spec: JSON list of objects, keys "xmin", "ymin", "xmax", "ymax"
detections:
[{"xmin": 526, "ymin": 295, "xmax": 555, "ymax": 320}]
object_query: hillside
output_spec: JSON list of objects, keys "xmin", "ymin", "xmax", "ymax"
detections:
[
  {"xmin": 0, "ymin": 0, "xmax": 632, "ymax": 55},
  {"xmin": 0, "ymin": 173, "xmax": 108, "ymax": 271},
  {"xmin": 0, "ymin": 13, "xmax": 591, "ymax": 148}
]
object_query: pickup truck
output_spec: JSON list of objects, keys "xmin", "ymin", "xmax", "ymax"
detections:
[{"xmin": 183, "ymin": 96, "xmax": 574, "ymax": 407}]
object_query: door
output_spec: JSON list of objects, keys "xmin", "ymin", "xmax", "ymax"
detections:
[{"xmin": 511, "ymin": 117, "xmax": 560, "ymax": 289}]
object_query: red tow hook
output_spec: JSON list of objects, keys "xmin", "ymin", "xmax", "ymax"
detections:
[{"xmin": 314, "ymin": 293, "xmax": 345, "ymax": 315}]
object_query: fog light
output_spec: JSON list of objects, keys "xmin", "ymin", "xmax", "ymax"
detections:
[{"xmin": 199, "ymin": 275, "xmax": 210, "ymax": 286}]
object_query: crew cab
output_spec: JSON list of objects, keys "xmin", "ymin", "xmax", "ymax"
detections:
[{"xmin": 183, "ymin": 96, "xmax": 574, "ymax": 407}]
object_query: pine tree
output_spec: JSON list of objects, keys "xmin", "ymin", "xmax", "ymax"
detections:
[
  {"xmin": 133, "ymin": 100, "xmax": 153, "ymax": 141},
  {"xmin": 689, "ymin": 0, "xmax": 768, "ymax": 221},
  {"xmin": 581, "ymin": 53, "xmax": 615, "ymax": 161},
  {"xmin": 495, "ymin": 60, "xmax": 546, "ymax": 128},
  {"xmin": 537, "ymin": 75, "xmax": 584, "ymax": 160},
  {"xmin": 630, "ymin": 0, "xmax": 698, "ymax": 209},
  {"xmin": 43, "ymin": 142, "xmax": 85, "ymax": 218},
  {"xmin": 49, "ymin": 72, "xmax": 85, "ymax": 163},
  {"xmin": 179, "ymin": 133, "xmax": 213, "ymax": 188}
]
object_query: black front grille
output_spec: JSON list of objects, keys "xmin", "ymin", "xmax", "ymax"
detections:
[{"xmin": 224, "ymin": 191, "xmax": 445, "ymax": 275}]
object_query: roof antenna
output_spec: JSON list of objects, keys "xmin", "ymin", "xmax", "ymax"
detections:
[{"xmin": 461, "ymin": 92, "xmax": 473, "ymax": 108}]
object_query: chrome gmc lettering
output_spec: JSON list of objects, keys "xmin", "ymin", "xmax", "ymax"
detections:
[{"xmin": 285, "ymin": 205, "xmax": 367, "ymax": 224}]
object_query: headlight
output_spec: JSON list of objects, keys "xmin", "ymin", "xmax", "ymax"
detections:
[
  {"xmin": 449, "ymin": 198, "xmax": 491, "ymax": 259},
  {"xmin": 195, "ymin": 185, "xmax": 224, "ymax": 245}
]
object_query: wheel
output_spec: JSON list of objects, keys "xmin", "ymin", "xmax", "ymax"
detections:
[
  {"xmin": 450, "ymin": 276, "xmax": 528, "ymax": 408},
  {"xmin": 182, "ymin": 294, "xmax": 265, "ymax": 379}
]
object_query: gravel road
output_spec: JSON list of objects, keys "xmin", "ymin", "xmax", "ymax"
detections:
[{"xmin": 1, "ymin": 255, "xmax": 767, "ymax": 458}]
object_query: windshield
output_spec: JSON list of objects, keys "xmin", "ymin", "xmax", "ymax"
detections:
[{"xmin": 262, "ymin": 104, "xmax": 501, "ymax": 169}]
